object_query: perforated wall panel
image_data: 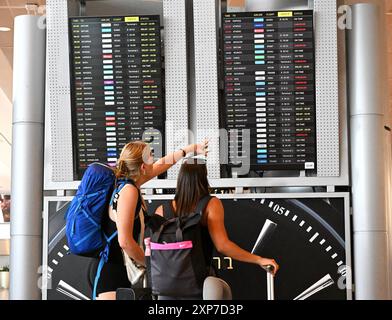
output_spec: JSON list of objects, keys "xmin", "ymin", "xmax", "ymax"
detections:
[
  {"xmin": 44, "ymin": 0, "xmax": 74, "ymax": 186},
  {"xmin": 314, "ymin": 0, "xmax": 340, "ymax": 176},
  {"xmin": 163, "ymin": 0, "xmax": 189, "ymax": 180},
  {"xmin": 193, "ymin": 0, "xmax": 220, "ymax": 178}
]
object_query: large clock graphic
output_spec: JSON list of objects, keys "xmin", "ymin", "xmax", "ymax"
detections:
[
  {"xmin": 211, "ymin": 194, "xmax": 352, "ymax": 300},
  {"xmin": 43, "ymin": 193, "xmax": 352, "ymax": 300},
  {"xmin": 43, "ymin": 199, "xmax": 94, "ymax": 300}
]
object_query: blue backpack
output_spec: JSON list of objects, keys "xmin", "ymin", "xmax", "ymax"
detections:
[{"xmin": 65, "ymin": 162, "xmax": 133, "ymax": 299}]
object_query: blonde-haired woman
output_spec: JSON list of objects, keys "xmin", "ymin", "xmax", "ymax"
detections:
[{"xmin": 90, "ymin": 140, "xmax": 208, "ymax": 300}]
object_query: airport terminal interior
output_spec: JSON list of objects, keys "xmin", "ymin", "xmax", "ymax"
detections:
[{"xmin": 0, "ymin": 0, "xmax": 392, "ymax": 300}]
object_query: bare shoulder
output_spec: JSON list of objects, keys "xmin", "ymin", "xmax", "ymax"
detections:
[
  {"xmin": 208, "ymin": 196, "xmax": 223, "ymax": 206},
  {"xmin": 119, "ymin": 184, "xmax": 139, "ymax": 202},
  {"xmin": 155, "ymin": 205, "xmax": 164, "ymax": 216},
  {"xmin": 118, "ymin": 183, "xmax": 139, "ymax": 198},
  {"xmin": 206, "ymin": 196, "xmax": 224, "ymax": 213}
]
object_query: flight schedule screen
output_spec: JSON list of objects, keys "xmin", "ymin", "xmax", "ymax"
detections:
[
  {"xmin": 69, "ymin": 15, "xmax": 164, "ymax": 179},
  {"xmin": 222, "ymin": 10, "xmax": 316, "ymax": 172}
]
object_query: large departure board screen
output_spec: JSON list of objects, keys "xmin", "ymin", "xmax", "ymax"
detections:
[
  {"xmin": 222, "ymin": 10, "xmax": 316, "ymax": 172},
  {"xmin": 69, "ymin": 15, "xmax": 164, "ymax": 179}
]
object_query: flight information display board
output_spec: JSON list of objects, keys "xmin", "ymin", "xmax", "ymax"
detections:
[
  {"xmin": 69, "ymin": 15, "xmax": 164, "ymax": 179},
  {"xmin": 222, "ymin": 10, "xmax": 316, "ymax": 172}
]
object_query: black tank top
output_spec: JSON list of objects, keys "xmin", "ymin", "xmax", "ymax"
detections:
[{"xmin": 102, "ymin": 184, "xmax": 142, "ymax": 264}]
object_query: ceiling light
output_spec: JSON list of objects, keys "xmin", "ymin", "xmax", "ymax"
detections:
[{"xmin": 0, "ymin": 27, "xmax": 11, "ymax": 32}]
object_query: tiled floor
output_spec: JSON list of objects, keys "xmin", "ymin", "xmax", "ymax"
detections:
[{"xmin": 0, "ymin": 289, "xmax": 9, "ymax": 300}]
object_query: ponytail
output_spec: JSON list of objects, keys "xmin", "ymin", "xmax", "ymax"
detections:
[{"xmin": 114, "ymin": 141, "xmax": 148, "ymax": 181}]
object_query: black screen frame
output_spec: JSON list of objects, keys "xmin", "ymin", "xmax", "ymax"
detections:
[
  {"xmin": 219, "ymin": 9, "xmax": 317, "ymax": 175},
  {"xmin": 68, "ymin": 14, "xmax": 165, "ymax": 180}
]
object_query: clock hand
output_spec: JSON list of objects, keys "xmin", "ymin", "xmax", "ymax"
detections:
[
  {"xmin": 293, "ymin": 274, "xmax": 334, "ymax": 300},
  {"xmin": 56, "ymin": 287, "xmax": 81, "ymax": 300},
  {"xmin": 56, "ymin": 280, "xmax": 91, "ymax": 300},
  {"xmin": 251, "ymin": 219, "xmax": 278, "ymax": 300},
  {"xmin": 251, "ymin": 219, "xmax": 277, "ymax": 254}
]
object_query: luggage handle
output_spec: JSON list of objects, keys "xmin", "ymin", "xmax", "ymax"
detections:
[
  {"xmin": 262, "ymin": 264, "xmax": 274, "ymax": 274},
  {"xmin": 262, "ymin": 265, "xmax": 275, "ymax": 301}
]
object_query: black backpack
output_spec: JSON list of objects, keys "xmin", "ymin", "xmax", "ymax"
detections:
[{"xmin": 149, "ymin": 195, "xmax": 212, "ymax": 297}]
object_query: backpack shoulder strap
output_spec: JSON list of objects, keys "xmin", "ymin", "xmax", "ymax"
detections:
[
  {"xmin": 110, "ymin": 178, "xmax": 140, "ymax": 211},
  {"xmin": 194, "ymin": 195, "xmax": 213, "ymax": 215},
  {"xmin": 162, "ymin": 201, "xmax": 175, "ymax": 219}
]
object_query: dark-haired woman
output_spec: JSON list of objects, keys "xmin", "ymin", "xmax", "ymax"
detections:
[
  {"xmin": 91, "ymin": 140, "xmax": 208, "ymax": 300},
  {"xmin": 155, "ymin": 160, "xmax": 279, "ymax": 299}
]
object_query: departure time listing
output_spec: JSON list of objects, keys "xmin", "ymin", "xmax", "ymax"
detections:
[
  {"xmin": 223, "ymin": 10, "xmax": 316, "ymax": 171},
  {"xmin": 69, "ymin": 15, "xmax": 163, "ymax": 178}
]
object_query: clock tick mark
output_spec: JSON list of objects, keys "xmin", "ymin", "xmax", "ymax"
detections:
[{"xmin": 309, "ymin": 232, "xmax": 319, "ymax": 242}]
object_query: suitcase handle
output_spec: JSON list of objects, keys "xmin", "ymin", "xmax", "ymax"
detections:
[
  {"xmin": 262, "ymin": 265, "xmax": 275, "ymax": 300},
  {"xmin": 263, "ymin": 264, "xmax": 275, "ymax": 274}
]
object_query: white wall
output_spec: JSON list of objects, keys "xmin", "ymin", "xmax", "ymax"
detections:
[
  {"xmin": 0, "ymin": 88, "xmax": 12, "ymax": 195},
  {"xmin": 0, "ymin": 256, "xmax": 9, "ymax": 269}
]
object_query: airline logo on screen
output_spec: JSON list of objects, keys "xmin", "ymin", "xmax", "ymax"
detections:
[{"xmin": 69, "ymin": 15, "xmax": 164, "ymax": 179}]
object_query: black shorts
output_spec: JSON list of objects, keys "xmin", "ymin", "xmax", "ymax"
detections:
[{"xmin": 88, "ymin": 259, "xmax": 131, "ymax": 296}]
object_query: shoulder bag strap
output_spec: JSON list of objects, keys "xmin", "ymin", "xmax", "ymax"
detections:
[{"xmin": 162, "ymin": 200, "xmax": 175, "ymax": 219}]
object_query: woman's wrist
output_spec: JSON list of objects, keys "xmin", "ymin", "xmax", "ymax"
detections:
[
  {"xmin": 255, "ymin": 255, "xmax": 264, "ymax": 266},
  {"xmin": 183, "ymin": 144, "xmax": 195, "ymax": 155}
]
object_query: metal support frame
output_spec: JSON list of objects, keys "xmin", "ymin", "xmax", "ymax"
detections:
[
  {"xmin": 188, "ymin": 0, "xmax": 345, "ymax": 187},
  {"xmin": 44, "ymin": 0, "xmax": 190, "ymax": 188},
  {"xmin": 44, "ymin": 0, "xmax": 347, "ymax": 190}
]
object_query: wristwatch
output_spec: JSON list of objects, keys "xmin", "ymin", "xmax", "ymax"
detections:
[{"xmin": 180, "ymin": 148, "xmax": 186, "ymax": 157}]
